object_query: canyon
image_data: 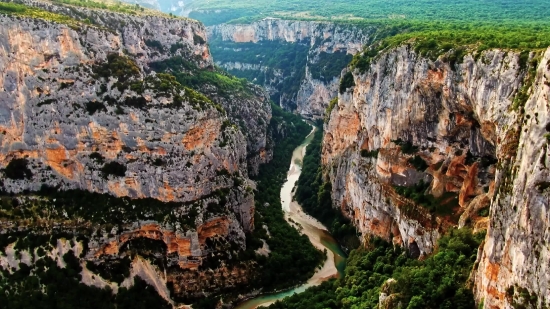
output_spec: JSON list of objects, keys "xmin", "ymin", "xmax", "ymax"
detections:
[
  {"xmin": 1, "ymin": 0, "xmax": 550, "ymax": 308},
  {"xmin": 207, "ymin": 19, "xmax": 371, "ymax": 119}
]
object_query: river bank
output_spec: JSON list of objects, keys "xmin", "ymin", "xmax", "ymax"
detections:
[{"xmin": 234, "ymin": 125, "xmax": 346, "ymax": 309}]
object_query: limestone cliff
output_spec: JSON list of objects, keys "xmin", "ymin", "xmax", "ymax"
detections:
[
  {"xmin": 473, "ymin": 48, "xmax": 550, "ymax": 309},
  {"xmin": 208, "ymin": 19, "xmax": 371, "ymax": 118},
  {"xmin": 7, "ymin": 0, "xmax": 271, "ymax": 175},
  {"xmin": 323, "ymin": 43, "xmax": 550, "ymax": 307},
  {"xmin": 0, "ymin": 0, "xmax": 270, "ymax": 303}
]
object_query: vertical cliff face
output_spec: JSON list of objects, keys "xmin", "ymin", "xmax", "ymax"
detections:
[
  {"xmin": 473, "ymin": 48, "xmax": 550, "ymax": 309},
  {"xmin": 323, "ymin": 44, "xmax": 550, "ymax": 306},
  {"xmin": 0, "ymin": 6, "xmax": 253, "ymax": 214},
  {"xmin": 0, "ymin": 0, "xmax": 271, "ymax": 302},
  {"xmin": 10, "ymin": 0, "xmax": 272, "ymax": 175},
  {"xmin": 208, "ymin": 18, "xmax": 367, "ymax": 49},
  {"xmin": 208, "ymin": 19, "xmax": 371, "ymax": 118}
]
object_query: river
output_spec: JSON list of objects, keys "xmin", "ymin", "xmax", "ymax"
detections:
[{"xmin": 234, "ymin": 126, "xmax": 347, "ymax": 309}]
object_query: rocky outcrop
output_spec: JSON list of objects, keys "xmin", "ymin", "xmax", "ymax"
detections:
[
  {"xmin": 323, "ymin": 44, "xmax": 550, "ymax": 307},
  {"xmin": 9, "ymin": 0, "xmax": 271, "ymax": 175},
  {"xmin": 0, "ymin": 7, "xmax": 247, "ymax": 207},
  {"xmin": 208, "ymin": 19, "xmax": 371, "ymax": 118},
  {"xmin": 0, "ymin": 0, "xmax": 270, "ymax": 302}
]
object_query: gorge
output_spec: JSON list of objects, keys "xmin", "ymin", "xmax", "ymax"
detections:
[{"xmin": 1, "ymin": 0, "xmax": 550, "ymax": 308}]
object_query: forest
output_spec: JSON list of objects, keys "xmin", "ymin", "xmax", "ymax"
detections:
[
  {"xmin": 247, "ymin": 104, "xmax": 325, "ymax": 290},
  {"xmin": 188, "ymin": 0, "xmax": 549, "ymax": 26},
  {"xmin": 191, "ymin": 0, "xmax": 550, "ymax": 60},
  {"xmin": 267, "ymin": 229, "xmax": 486, "ymax": 309}
]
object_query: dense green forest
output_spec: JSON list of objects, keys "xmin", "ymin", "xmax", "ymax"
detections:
[
  {"xmin": 267, "ymin": 229, "xmax": 485, "ymax": 309},
  {"xmin": 188, "ymin": 0, "xmax": 549, "ymax": 26},
  {"xmin": 192, "ymin": 0, "xmax": 550, "ymax": 61},
  {"xmin": 309, "ymin": 51, "xmax": 352, "ymax": 83},
  {"xmin": 210, "ymin": 40, "xmax": 353, "ymax": 107}
]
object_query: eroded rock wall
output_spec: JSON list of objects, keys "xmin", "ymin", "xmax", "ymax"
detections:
[
  {"xmin": 323, "ymin": 44, "xmax": 550, "ymax": 307},
  {"xmin": 472, "ymin": 48, "xmax": 550, "ymax": 309},
  {"xmin": 0, "ymin": 11, "xmax": 247, "ymax": 208}
]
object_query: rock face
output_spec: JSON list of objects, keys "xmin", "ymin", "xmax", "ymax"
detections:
[
  {"xmin": 323, "ymin": 44, "xmax": 550, "ymax": 307},
  {"xmin": 0, "ymin": 0, "xmax": 270, "ymax": 302},
  {"xmin": 209, "ymin": 18, "xmax": 367, "ymax": 49},
  {"xmin": 0, "ymin": 4, "xmax": 251, "ymax": 215},
  {"xmin": 208, "ymin": 19, "xmax": 371, "ymax": 118},
  {"xmin": 473, "ymin": 48, "xmax": 550, "ymax": 309}
]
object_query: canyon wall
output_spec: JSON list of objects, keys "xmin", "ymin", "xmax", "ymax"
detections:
[
  {"xmin": 323, "ymin": 44, "xmax": 550, "ymax": 308},
  {"xmin": 473, "ymin": 47, "xmax": 550, "ymax": 309},
  {"xmin": 208, "ymin": 19, "xmax": 371, "ymax": 118},
  {"xmin": 0, "ymin": 0, "xmax": 270, "ymax": 302}
]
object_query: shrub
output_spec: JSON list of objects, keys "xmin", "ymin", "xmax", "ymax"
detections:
[
  {"xmin": 324, "ymin": 97, "xmax": 338, "ymax": 123},
  {"xmin": 145, "ymin": 39, "xmax": 164, "ymax": 51},
  {"xmin": 89, "ymin": 152, "xmax": 105, "ymax": 164},
  {"xmin": 394, "ymin": 181, "xmax": 459, "ymax": 217},
  {"xmin": 152, "ymin": 158, "xmax": 165, "ymax": 166},
  {"xmin": 4, "ymin": 158, "xmax": 33, "ymax": 180},
  {"xmin": 361, "ymin": 149, "xmax": 379, "ymax": 158},
  {"xmin": 193, "ymin": 34, "xmax": 206, "ymax": 45},
  {"xmin": 101, "ymin": 161, "xmax": 127, "ymax": 178},
  {"xmin": 37, "ymin": 99, "xmax": 57, "ymax": 107},
  {"xmin": 123, "ymin": 96, "xmax": 147, "ymax": 109},
  {"xmin": 85, "ymin": 101, "xmax": 107, "ymax": 115},
  {"xmin": 59, "ymin": 81, "xmax": 74, "ymax": 90},
  {"xmin": 339, "ymin": 71, "xmax": 355, "ymax": 94},
  {"xmin": 93, "ymin": 53, "xmax": 140, "ymax": 84},
  {"xmin": 393, "ymin": 139, "xmax": 419, "ymax": 154},
  {"xmin": 170, "ymin": 42, "xmax": 185, "ymax": 53},
  {"xmin": 408, "ymin": 155, "xmax": 428, "ymax": 171},
  {"xmin": 477, "ymin": 207, "xmax": 489, "ymax": 217}
]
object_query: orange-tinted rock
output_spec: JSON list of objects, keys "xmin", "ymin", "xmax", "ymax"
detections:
[
  {"xmin": 45, "ymin": 147, "xmax": 75, "ymax": 179},
  {"xmin": 459, "ymin": 162, "xmax": 478, "ymax": 207},
  {"xmin": 182, "ymin": 119, "xmax": 221, "ymax": 150},
  {"xmin": 198, "ymin": 217, "xmax": 230, "ymax": 244}
]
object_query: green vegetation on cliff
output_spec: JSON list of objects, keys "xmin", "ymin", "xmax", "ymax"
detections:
[
  {"xmin": 0, "ymin": 1, "xmax": 85, "ymax": 27},
  {"xmin": 0, "ymin": 249, "xmax": 170, "ymax": 309},
  {"xmin": 150, "ymin": 55, "xmax": 254, "ymax": 99},
  {"xmin": 208, "ymin": 39, "xmax": 309, "ymax": 105},
  {"xmin": 309, "ymin": 51, "xmax": 352, "ymax": 83},
  {"xmin": 294, "ymin": 126, "xmax": 360, "ymax": 251},
  {"xmin": 267, "ymin": 228, "xmax": 485, "ymax": 309},
  {"xmin": 348, "ymin": 20, "xmax": 550, "ymax": 74}
]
